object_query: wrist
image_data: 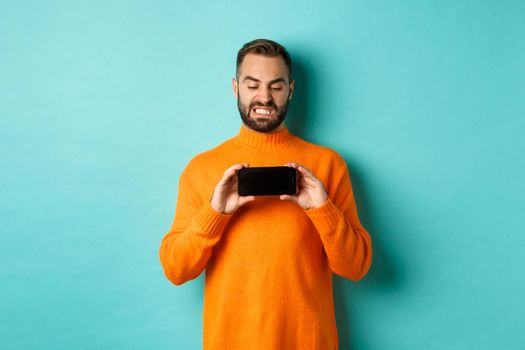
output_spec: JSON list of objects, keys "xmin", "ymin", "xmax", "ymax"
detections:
[
  {"xmin": 210, "ymin": 202, "xmax": 224, "ymax": 214},
  {"xmin": 308, "ymin": 196, "xmax": 328, "ymax": 210}
]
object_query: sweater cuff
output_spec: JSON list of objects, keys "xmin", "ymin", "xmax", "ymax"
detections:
[
  {"xmin": 305, "ymin": 198, "xmax": 343, "ymax": 235},
  {"xmin": 193, "ymin": 202, "xmax": 233, "ymax": 239}
]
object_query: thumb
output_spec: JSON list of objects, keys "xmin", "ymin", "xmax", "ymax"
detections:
[{"xmin": 239, "ymin": 195, "xmax": 255, "ymax": 207}]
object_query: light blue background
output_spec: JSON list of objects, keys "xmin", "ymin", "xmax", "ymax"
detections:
[{"xmin": 1, "ymin": 1, "xmax": 524, "ymax": 349}]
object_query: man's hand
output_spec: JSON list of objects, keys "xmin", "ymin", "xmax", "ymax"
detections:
[
  {"xmin": 210, "ymin": 163, "xmax": 255, "ymax": 214},
  {"xmin": 280, "ymin": 162, "xmax": 328, "ymax": 210}
]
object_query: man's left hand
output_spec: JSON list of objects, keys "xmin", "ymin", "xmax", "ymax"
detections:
[{"xmin": 280, "ymin": 162, "xmax": 328, "ymax": 210}]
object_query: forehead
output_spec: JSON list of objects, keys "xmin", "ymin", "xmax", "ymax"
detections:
[{"xmin": 238, "ymin": 54, "xmax": 289, "ymax": 83}]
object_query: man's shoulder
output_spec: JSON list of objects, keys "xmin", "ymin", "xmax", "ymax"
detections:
[
  {"xmin": 295, "ymin": 135, "xmax": 346, "ymax": 165},
  {"xmin": 181, "ymin": 137, "xmax": 233, "ymax": 173}
]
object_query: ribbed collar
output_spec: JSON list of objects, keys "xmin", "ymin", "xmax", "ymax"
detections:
[{"xmin": 233, "ymin": 124, "xmax": 295, "ymax": 150}]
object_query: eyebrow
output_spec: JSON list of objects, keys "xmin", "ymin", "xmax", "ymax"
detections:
[{"xmin": 242, "ymin": 76, "xmax": 287, "ymax": 85}]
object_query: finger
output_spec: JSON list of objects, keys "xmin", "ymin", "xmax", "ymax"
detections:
[
  {"xmin": 295, "ymin": 164, "xmax": 320, "ymax": 183},
  {"xmin": 220, "ymin": 163, "xmax": 247, "ymax": 183},
  {"xmin": 239, "ymin": 195, "xmax": 255, "ymax": 206},
  {"xmin": 225, "ymin": 163, "xmax": 244, "ymax": 175},
  {"xmin": 280, "ymin": 194, "xmax": 298, "ymax": 203},
  {"xmin": 295, "ymin": 163, "xmax": 312, "ymax": 175},
  {"xmin": 285, "ymin": 162, "xmax": 299, "ymax": 170},
  {"xmin": 285, "ymin": 162, "xmax": 303, "ymax": 183},
  {"xmin": 288, "ymin": 162, "xmax": 315, "ymax": 180}
]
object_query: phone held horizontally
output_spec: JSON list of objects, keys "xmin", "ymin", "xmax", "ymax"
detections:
[{"xmin": 237, "ymin": 166, "xmax": 297, "ymax": 196}]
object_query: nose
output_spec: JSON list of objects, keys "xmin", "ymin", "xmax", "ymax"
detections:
[{"xmin": 259, "ymin": 87, "xmax": 273, "ymax": 104}]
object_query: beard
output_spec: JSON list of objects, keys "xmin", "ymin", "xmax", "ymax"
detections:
[{"xmin": 237, "ymin": 92, "xmax": 290, "ymax": 133}]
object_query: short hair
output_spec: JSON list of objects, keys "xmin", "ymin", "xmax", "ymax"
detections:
[{"xmin": 236, "ymin": 39, "xmax": 292, "ymax": 80}]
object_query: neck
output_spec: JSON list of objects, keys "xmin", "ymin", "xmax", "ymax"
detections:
[
  {"xmin": 234, "ymin": 122, "xmax": 294, "ymax": 149},
  {"xmin": 241, "ymin": 122, "xmax": 286, "ymax": 134}
]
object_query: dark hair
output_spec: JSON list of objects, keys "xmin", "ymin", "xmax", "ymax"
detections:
[{"xmin": 236, "ymin": 39, "xmax": 292, "ymax": 80}]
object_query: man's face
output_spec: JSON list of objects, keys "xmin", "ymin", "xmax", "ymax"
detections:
[{"xmin": 233, "ymin": 53, "xmax": 294, "ymax": 133}]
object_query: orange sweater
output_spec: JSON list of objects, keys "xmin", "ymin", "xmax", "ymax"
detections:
[{"xmin": 159, "ymin": 125, "xmax": 372, "ymax": 349}]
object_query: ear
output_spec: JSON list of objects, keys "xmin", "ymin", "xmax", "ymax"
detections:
[
  {"xmin": 288, "ymin": 79, "xmax": 295, "ymax": 100},
  {"xmin": 232, "ymin": 78, "xmax": 238, "ymax": 99}
]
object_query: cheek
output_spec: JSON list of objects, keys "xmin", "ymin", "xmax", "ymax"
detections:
[
  {"xmin": 275, "ymin": 92, "xmax": 290, "ymax": 105},
  {"xmin": 240, "ymin": 90, "xmax": 256, "ymax": 102},
  {"xmin": 238, "ymin": 91, "xmax": 252, "ymax": 104}
]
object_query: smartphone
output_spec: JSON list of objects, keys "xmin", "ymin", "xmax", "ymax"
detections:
[{"xmin": 237, "ymin": 166, "xmax": 297, "ymax": 196}]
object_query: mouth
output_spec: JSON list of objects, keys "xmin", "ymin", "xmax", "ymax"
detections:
[{"xmin": 252, "ymin": 107, "xmax": 275, "ymax": 117}]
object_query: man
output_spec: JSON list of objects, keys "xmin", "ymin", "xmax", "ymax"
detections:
[{"xmin": 159, "ymin": 38, "xmax": 372, "ymax": 350}]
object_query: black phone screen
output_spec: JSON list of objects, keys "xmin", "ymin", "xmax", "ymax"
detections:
[{"xmin": 237, "ymin": 166, "xmax": 297, "ymax": 196}]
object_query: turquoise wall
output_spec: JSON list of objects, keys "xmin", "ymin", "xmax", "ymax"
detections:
[{"xmin": 2, "ymin": 1, "xmax": 524, "ymax": 349}]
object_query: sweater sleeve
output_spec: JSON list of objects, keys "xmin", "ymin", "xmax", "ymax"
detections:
[
  {"xmin": 159, "ymin": 163, "xmax": 232, "ymax": 286},
  {"xmin": 305, "ymin": 156, "xmax": 372, "ymax": 281}
]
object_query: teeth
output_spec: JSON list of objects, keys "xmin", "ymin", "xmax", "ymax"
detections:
[{"xmin": 255, "ymin": 109, "xmax": 271, "ymax": 114}]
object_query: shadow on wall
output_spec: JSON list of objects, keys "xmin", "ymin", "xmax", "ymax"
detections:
[
  {"xmin": 289, "ymin": 53, "xmax": 404, "ymax": 349},
  {"xmin": 285, "ymin": 52, "xmax": 315, "ymax": 137},
  {"xmin": 334, "ymin": 156, "xmax": 404, "ymax": 350}
]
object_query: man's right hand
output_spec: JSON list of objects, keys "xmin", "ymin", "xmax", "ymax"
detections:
[{"xmin": 210, "ymin": 163, "xmax": 255, "ymax": 214}]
